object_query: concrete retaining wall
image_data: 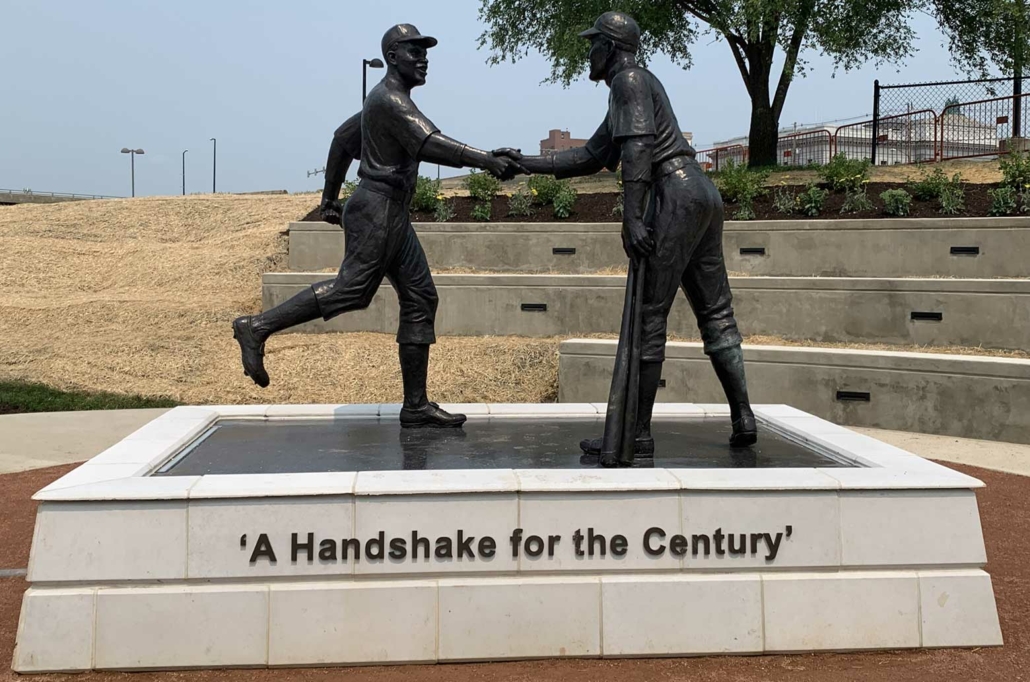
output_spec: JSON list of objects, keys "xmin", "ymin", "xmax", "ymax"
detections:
[
  {"xmin": 557, "ymin": 339, "xmax": 1030, "ymax": 444},
  {"xmin": 263, "ymin": 273, "xmax": 1030, "ymax": 350},
  {"xmin": 287, "ymin": 218, "xmax": 1030, "ymax": 278}
]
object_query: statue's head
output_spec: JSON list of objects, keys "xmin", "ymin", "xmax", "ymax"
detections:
[
  {"xmin": 381, "ymin": 24, "xmax": 438, "ymax": 88},
  {"xmin": 579, "ymin": 12, "xmax": 640, "ymax": 82}
]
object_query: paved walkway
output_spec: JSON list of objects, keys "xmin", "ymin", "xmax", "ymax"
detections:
[
  {"xmin": 0, "ymin": 408, "xmax": 1028, "ymax": 477},
  {"xmin": 0, "ymin": 408, "xmax": 170, "ymax": 474}
]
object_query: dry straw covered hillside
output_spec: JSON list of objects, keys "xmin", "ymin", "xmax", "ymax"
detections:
[{"xmin": 0, "ymin": 195, "xmax": 559, "ymax": 405}]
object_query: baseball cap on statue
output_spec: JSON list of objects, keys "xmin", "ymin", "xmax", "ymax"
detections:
[
  {"xmin": 381, "ymin": 24, "xmax": 438, "ymax": 59},
  {"xmin": 578, "ymin": 11, "xmax": 640, "ymax": 53}
]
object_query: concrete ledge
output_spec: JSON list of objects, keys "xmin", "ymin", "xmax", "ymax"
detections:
[
  {"xmin": 288, "ymin": 218, "xmax": 1030, "ymax": 277},
  {"xmin": 558, "ymin": 340, "xmax": 1030, "ymax": 444},
  {"xmin": 263, "ymin": 273, "xmax": 1030, "ymax": 351}
]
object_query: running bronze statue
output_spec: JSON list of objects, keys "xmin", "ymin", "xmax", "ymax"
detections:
[
  {"xmin": 497, "ymin": 12, "xmax": 758, "ymax": 465},
  {"xmin": 232, "ymin": 23, "xmax": 524, "ymax": 428}
]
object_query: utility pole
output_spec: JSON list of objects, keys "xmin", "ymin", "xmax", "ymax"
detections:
[
  {"xmin": 210, "ymin": 138, "xmax": 217, "ymax": 193},
  {"xmin": 182, "ymin": 149, "xmax": 188, "ymax": 196},
  {"xmin": 120, "ymin": 148, "xmax": 145, "ymax": 197}
]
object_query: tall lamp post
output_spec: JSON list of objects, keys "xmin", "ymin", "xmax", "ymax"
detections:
[
  {"xmin": 362, "ymin": 58, "xmax": 384, "ymax": 102},
  {"xmin": 120, "ymin": 148, "xmax": 145, "ymax": 197},
  {"xmin": 209, "ymin": 138, "xmax": 217, "ymax": 193},
  {"xmin": 181, "ymin": 149, "xmax": 188, "ymax": 196}
]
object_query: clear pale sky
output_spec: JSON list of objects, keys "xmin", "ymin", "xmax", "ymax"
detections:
[{"xmin": 0, "ymin": 1, "xmax": 976, "ymax": 197}]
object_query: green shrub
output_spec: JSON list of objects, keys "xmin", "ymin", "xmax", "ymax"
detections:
[
  {"xmin": 797, "ymin": 184, "xmax": 829, "ymax": 217},
  {"xmin": 411, "ymin": 175, "xmax": 442, "ymax": 213},
  {"xmin": 507, "ymin": 187, "xmax": 534, "ymax": 217},
  {"xmin": 464, "ymin": 170, "xmax": 502, "ymax": 202},
  {"xmin": 908, "ymin": 167, "xmax": 964, "ymax": 201},
  {"xmin": 772, "ymin": 184, "xmax": 797, "ymax": 215},
  {"xmin": 988, "ymin": 185, "xmax": 1017, "ymax": 216},
  {"xmin": 840, "ymin": 189, "xmax": 874, "ymax": 214},
  {"xmin": 434, "ymin": 198, "xmax": 456, "ymax": 223},
  {"xmin": 938, "ymin": 185, "xmax": 965, "ymax": 215},
  {"xmin": 552, "ymin": 184, "xmax": 578, "ymax": 219},
  {"xmin": 715, "ymin": 161, "xmax": 769, "ymax": 204},
  {"xmin": 880, "ymin": 189, "xmax": 912, "ymax": 217},
  {"xmin": 612, "ymin": 193, "xmax": 624, "ymax": 217},
  {"xmin": 470, "ymin": 201, "xmax": 492, "ymax": 222},
  {"xmin": 733, "ymin": 202, "xmax": 756, "ymax": 221},
  {"xmin": 999, "ymin": 151, "xmax": 1030, "ymax": 189},
  {"xmin": 528, "ymin": 175, "xmax": 564, "ymax": 205},
  {"xmin": 820, "ymin": 153, "xmax": 870, "ymax": 193}
]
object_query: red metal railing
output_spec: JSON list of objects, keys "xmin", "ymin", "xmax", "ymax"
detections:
[
  {"xmin": 695, "ymin": 144, "xmax": 748, "ymax": 172},
  {"xmin": 939, "ymin": 93, "xmax": 1030, "ymax": 161},
  {"xmin": 777, "ymin": 129, "xmax": 834, "ymax": 166},
  {"xmin": 833, "ymin": 109, "xmax": 938, "ymax": 165}
]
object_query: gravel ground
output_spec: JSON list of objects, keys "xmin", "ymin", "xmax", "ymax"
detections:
[{"xmin": 0, "ymin": 461, "xmax": 1026, "ymax": 681}]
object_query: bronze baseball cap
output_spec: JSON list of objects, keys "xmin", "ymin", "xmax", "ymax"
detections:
[
  {"xmin": 381, "ymin": 24, "xmax": 438, "ymax": 59},
  {"xmin": 579, "ymin": 11, "xmax": 640, "ymax": 52}
]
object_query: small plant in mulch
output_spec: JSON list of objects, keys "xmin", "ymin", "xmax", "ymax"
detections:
[
  {"xmin": 908, "ymin": 167, "xmax": 964, "ymax": 203},
  {"xmin": 840, "ymin": 188, "xmax": 874, "ymax": 214},
  {"xmin": 552, "ymin": 183, "xmax": 578, "ymax": 219},
  {"xmin": 463, "ymin": 170, "xmax": 502, "ymax": 202},
  {"xmin": 880, "ymin": 189, "xmax": 912, "ymax": 217},
  {"xmin": 939, "ymin": 184, "xmax": 966, "ymax": 215},
  {"xmin": 434, "ymin": 198, "xmax": 456, "ymax": 223},
  {"xmin": 612, "ymin": 193, "xmax": 624, "ymax": 217},
  {"xmin": 527, "ymin": 175, "xmax": 565, "ymax": 205},
  {"xmin": 772, "ymin": 183, "xmax": 798, "ymax": 215},
  {"xmin": 797, "ymin": 184, "xmax": 829, "ymax": 217},
  {"xmin": 411, "ymin": 176, "xmax": 442, "ymax": 213},
  {"xmin": 470, "ymin": 201, "xmax": 492, "ymax": 222},
  {"xmin": 988, "ymin": 186, "xmax": 1017, "ymax": 216},
  {"xmin": 820, "ymin": 153, "xmax": 870, "ymax": 193},
  {"xmin": 999, "ymin": 151, "xmax": 1030, "ymax": 189},
  {"xmin": 717, "ymin": 161, "xmax": 769, "ymax": 221},
  {"xmin": 507, "ymin": 187, "xmax": 534, "ymax": 217}
]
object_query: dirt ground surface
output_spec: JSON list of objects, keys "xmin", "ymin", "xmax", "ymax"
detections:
[{"xmin": 0, "ymin": 460, "xmax": 1026, "ymax": 681}]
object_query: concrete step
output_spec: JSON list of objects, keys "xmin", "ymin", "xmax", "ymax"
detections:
[
  {"xmin": 557, "ymin": 339, "xmax": 1030, "ymax": 444},
  {"xmin": 288, "ymin": 217, "xmax": 1030, "ymax": 278},
  {"xmin": 263, "ymin": 273, "xmax": 1030, "ymax": 351}
]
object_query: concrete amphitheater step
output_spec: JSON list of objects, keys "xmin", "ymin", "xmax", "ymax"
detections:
[
  {"xmin": 262, "ymin": 273, "xmax": 1030, "ymax": 351},
  {"xmin": 288, "ymin": 217, "xmax": 1030, "ymax": 278},
  {"xmin": 557, "ymin": 339, "xmax": 1030, "ymax": 444}
]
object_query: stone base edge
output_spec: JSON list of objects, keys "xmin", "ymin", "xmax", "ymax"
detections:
[{"xmin": 13, "ymin": 569, "xmax": 1002, "ymax": 672}]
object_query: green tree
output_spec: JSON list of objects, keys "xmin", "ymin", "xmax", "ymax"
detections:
[
  {"xmin": 478, "ymin": 0, "xmax": 918, "ymax": 167},
  {"xmin": 932, "ymin": 0, "xmax": 1029, "ymax": 135}
]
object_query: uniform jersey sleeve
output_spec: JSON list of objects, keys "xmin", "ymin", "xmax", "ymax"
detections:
[
  {"xmin": 584, "ymin": 117, "xmax": 622, "ymax": 172},
  {"xmin": 335, "ymin": 112, "xmax": 362, "ymax": 159},
  {"xmin": 608, "ymin": 69, "xmax": 656, "ymax": 140},
  {"xmin": 389, "ymin": 93, "xmax": 441, "ymax": 158}
]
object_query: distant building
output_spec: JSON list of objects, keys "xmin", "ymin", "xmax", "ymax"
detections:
[{"xmin": 540, "ymin": 129, "xmax": 588, "ymax": 155}]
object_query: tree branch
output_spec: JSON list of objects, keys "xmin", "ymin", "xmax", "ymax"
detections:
[
  {"xmin": 772, "ymin": 0, "xmax": 815, "ymax": 117},
  {"xmin": 727, "ymin": 37, "xmax": 753, "ymax": 97}
]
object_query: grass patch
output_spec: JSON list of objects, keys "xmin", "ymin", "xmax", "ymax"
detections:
[{"xmin": 0, "ymin": 380, "xmax": 179, "ymax": 415}]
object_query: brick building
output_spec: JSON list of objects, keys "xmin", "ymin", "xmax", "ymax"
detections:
[{"xmin": 540, "ymin": 129, "xmax": 588, "ymax": 154}]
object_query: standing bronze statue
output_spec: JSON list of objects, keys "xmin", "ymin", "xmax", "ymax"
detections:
[
  {"xmin": 499, "ymin": 12, "xmax": 758, "ymax": 462},
  {"xmin": 232, "ymin": 23, "xmax": 523, "ymax": 428}
]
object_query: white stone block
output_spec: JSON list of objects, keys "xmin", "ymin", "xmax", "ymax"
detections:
[
  {"xmin": 763, "ymin": 572, "xmax": 920, "ymax": 652},
  {"xmin": 88, "ymin": 439, "xmax": 179, "ymax": 466},
  {"xmin": 515, "ymin": 468, "xmax": 680, "ymax": 492},
  {"xmin": 94, "ymin": 585, "xmax": 269, "ymax": 669},
  {"xmin": 839, "ymin": 490, "xmax": 987, "ymax": 567},
  {"xmin": 822, "ymin": 467, "xmax": 981, "ymax": 490},
  {"xmin": 36, "ymin": 463, "xmax": 143, "ymax": 494},
  {"xmin": 268, "ymin": 581, "xmax": 437, "ymax": 665},
  {"xmin": 437, "ymin": 403, "xmax": 490, "ymax": 416},
  {"xmin": 206, "ymin": 404, "xmax": 268, "ymax": 417},
  {"xmin": 517, "ymin": 492, "xmax": 682, "ymax": 572},
  {"xmin": 13, "ymin": 588, "xmax": 95, "ymax": 673},
  {"xmin": 671, "ymin": 468, "xmax": 840, "ymax": 491},
  {"xmin": 919, "ymin": 570, "xmax": 1003, "ymax": 647},
  {"xmin": 189, "ymin": 472, "xmax": 356, "ymax": 499},
  {"xmin": 355, "ymin": 469, "xmax": 517, "ymax": 495},
  {"xmin": 34, "ymin": 476, "xmax": 200, "ymax": 502},
  {"xmin": 601, "ymin": 575, "xmax": 763, "ymax": 656},
  {"xmin": 29, "ymin": 501, "xmax": 187, "ymax": 582},
  {"xmin": 650, "ymin": 403, "xmax": 707, "ymax": 417},
  {"xmin": 487, "ymin": 403, "xmax": 599, "ymax": 416},
  {"xmin": 354, "ymin": 493, "xmax": 518, "ymax": 575},
  {"xmin": 188, "ymin": 496, "xmax": 355, "ymax": 578},
  {"xmin": 438, "ymin": 577, "xmax": 600, "ymax": 660},
  {"xmin": 681, "ymin": 491, "xmax": 840, "ymax": 569}
]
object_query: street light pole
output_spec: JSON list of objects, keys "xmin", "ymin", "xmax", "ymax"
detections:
[
  {"xmin": 210, "ymin": 138, "xmax": 217, "ymax": 193},
  {"xmin": 120, "ymin": 148, "xmax": 145, "ymax": 197},
  {"xmin": 182, "ymin": 149, "xmax": 188, "ymax": 196},
  {"xmin": 362, "ymin": 58, "xmax": 384, "ymax": 102}
]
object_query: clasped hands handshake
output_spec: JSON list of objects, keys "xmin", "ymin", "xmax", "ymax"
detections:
[{"xmin": 484, "ymin": 147, "xmax": 527, "ymax": 181}]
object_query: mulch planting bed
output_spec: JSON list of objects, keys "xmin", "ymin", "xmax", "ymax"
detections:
[
  {"xmin": 0, "ymin": 461, "xmax": 1027, "ymax": 681},
  {"xmin": 301, "ymin": 182, "xmax": 1006, "ymax": 224}
]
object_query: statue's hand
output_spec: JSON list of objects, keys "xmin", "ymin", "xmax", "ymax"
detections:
[
  {"xmin": 320, "ymin": 198, "xmax": 343, "ymax": 226},
  {"xmin": 484, "ymin": 153, "xmax": 527, "ymax": 182},
  {"xmin": 623, "ymin": 219, "xmax": 654, "ymax": 259},
  {"xmin": 492, "ymin": 147, "xmax": 523, "ymax": 162}
]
